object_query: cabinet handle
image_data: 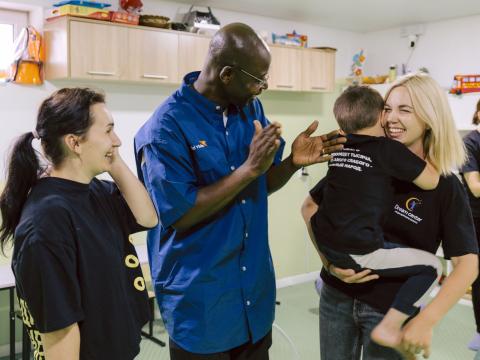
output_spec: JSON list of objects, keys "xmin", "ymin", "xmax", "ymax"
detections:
[
  {"xmin": 87, "ymin": 71, "xmax": 115, "ymax": 76},
  {"xmin": 142, "ymin": 74, "xmax": 168, "ymax": 80},
  {"xmin": 311, "ymin": 86, "xmax": 326, "ymax": 90},
  {"xmin": 276, "ymin": 84, "xmax": 293, "ymax": 89}
]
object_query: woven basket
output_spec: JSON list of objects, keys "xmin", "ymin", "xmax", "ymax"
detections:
[{"xmin": 139, "ymin": 15, "xmax": 170, "ymax": 28}]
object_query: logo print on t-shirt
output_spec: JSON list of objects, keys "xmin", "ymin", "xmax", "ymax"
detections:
[
  {"xmin": 394, "ymin": 197, "xmax": 423, "ymax": 224},
  {"xmin": 405, "ymin": 197, "xmax": 422, "ymax": 211}
]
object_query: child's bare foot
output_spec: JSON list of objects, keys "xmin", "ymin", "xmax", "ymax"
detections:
[{"xmin": 371, "ymin": 308, "xmax": 408, "ymax": 349}]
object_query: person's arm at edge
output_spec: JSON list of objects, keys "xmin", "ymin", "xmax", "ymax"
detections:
[
  {"xmin": 42, "ymin": 323, "xmax": 80, "ymax": 360},
  {"xmin": 463, "ymin": 171, "xmax": 480, "ymax": 197},
  {"xmin": 401, "ymin": 253, "xmax": 478, "ymax": 358}
]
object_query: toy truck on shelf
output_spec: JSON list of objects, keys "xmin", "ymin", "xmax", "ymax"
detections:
[{"xmin": 450, "ymin": 74, "xmax": 480, "ymax": 95}]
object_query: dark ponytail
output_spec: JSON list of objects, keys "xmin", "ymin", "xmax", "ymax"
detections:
[
  {"xmin": 473, "ymin": 99, "xmax": 480, "ymax": 125},
  {"xmin": 0, "ymin": 87, "xmax": 105, "ymax": 253},
  {"xmin": 0, "ymin": 132, "xmax": 42, "ymax": 253}
]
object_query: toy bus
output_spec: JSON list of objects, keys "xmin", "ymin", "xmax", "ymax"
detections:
[{"xmin": 450, "ymin": 74, "xmax": 480, "ymax": 95}]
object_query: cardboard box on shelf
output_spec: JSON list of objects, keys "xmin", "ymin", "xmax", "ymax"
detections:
[{"xmin": 47, "ymin": 5, "xmax": 110, "ymax": 21}]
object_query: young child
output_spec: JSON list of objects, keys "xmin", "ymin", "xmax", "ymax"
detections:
[{"xmin": 310, "ymin": 85, "xmax": 442, "ymax": 350}]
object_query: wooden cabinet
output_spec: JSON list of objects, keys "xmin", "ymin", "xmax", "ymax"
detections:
[
  {"xmin": 44, "ymin": 17, "xmax": 336, "ymax": 92},
  {"xmin": 45, "ymin": 17, "xmax": 181, "ymax": 83},
  {"xmin": 128, "ymin": 28, "xmax": 178, "ymax": 84},
  {"xmin": 178, "ymin": 34, "xmax": 211, "ymax": 76},
  {"xmin": 268, "ymin": 45, "xmax": 336, "ymax": 92},
  {"xmin": 69, "ymin": 21, "xmax": 127, "ymax": 80},
  {"xmin": 269, "ymin": 46, "xmax": 302, "ymax": 91},
  {"xmin": 301, "ymin": 48, "xmax": 336, "ymax": 92}
]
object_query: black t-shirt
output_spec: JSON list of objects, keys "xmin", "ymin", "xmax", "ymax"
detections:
[
  {"xmin": 311, "ymin": 175, "xmax": 478, "ymax": 313},
  {"xmin": 12, "ymin": 177, "xmax": 151, "ymax": 360},
  {"xmin": 460, "ymin": 130, "xmax": 480, "ymax": 218},
  {"xmin": 310, "ymin": 134, "xmax": 426, "ymax": 254}
]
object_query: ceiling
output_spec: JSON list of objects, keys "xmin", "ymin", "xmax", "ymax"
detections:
[{"xmin": 166, "ymin": 0, "xmax": 480, "ymax": 33}]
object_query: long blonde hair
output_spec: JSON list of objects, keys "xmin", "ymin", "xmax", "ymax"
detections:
[{"xmin": 385, "ymin": 73, "xmax": 466, "ymax": 175}]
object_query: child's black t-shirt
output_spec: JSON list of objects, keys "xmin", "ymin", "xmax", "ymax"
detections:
[
  {"xmin": 12, "ymin": 177, "xmax": 151, "ymax": 360},
  {"xmin": 310, "ymin": 134, "xmax": 426, "ymax": 254}
]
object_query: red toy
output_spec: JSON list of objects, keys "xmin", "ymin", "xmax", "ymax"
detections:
[
  {"xmin": 120, "ymin": 0, "xmax": 143, "ymax": 14},
  {"xmin": 450, "ymin": 74, "xmax": 480, "ymax": 95}
]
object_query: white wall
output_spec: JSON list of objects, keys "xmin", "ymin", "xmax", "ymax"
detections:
[
  {"xmin": 361, "ymin": 14, "xmax": 480, "ymax": 131},
  {"xmin": 362, "ymin": 15, "xmax": 480, "ymax": 87}
]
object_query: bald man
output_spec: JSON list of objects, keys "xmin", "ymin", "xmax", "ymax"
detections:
[{"xmin": 134, "ymin": 23, "xmax": 345, "ymax": 359}]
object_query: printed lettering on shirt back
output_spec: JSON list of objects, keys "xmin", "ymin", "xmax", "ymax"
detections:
[{"xmin": 329, "ymin": 147, "xmax": 373, "ymax": 173}]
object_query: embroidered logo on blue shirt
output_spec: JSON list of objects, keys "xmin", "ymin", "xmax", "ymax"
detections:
[{"xmin": 191, "ymin": 140, "xmax": 208, "ymax": 151}]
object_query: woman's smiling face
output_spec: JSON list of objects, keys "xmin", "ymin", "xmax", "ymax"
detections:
[{"xmin": 384, "ymin": 86, "xmax": 427, "ymax": 154}]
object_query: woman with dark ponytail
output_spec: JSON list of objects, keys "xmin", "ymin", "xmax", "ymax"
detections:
[
  {"xmin": 0, "ymin": 88, "xmax": 158, "ymax": 360},
  {"xmin": 460, "ymin": 98, "xmax": 480, "ymax": 352}
]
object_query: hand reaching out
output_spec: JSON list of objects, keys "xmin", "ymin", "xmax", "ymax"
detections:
[{"xmin": 291, "ymin": 121, "xmax": 346, "ymax": 167}]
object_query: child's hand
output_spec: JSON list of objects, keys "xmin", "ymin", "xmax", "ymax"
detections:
[{"xmin": 401, "ymin": 315, "xmax": 434, "ymax": 358}]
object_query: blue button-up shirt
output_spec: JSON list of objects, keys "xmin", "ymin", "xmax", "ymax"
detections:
[{"xmin": 134, "ymin": 72, "xmax": 285, "ymax": 353}]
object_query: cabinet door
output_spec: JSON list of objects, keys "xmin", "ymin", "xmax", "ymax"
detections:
[
  {"xmin": 128, "ymin": 29, "xmax": 179, "ymax": 83},
  {"xmin": 302, "ymin": 49, "xmax": 336, "ymax": 92},
  {"xmin": 70, "ymin": 21, "xmax": 127, "ymax": 80},
  {"xmin": 178, "ymin": 34, "xmax": 211, "ymax": 76},
  {"xmin": 268, "ymin": 46, "xmax": 302, "ymax": 91}
]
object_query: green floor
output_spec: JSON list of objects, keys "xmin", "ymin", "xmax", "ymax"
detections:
[{"xmin": 2, "ymin": 281, "xmax": 478, "ymax": 359}]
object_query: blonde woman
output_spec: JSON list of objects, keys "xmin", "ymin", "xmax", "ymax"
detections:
[{"xmin": 303, "ymin": 73, "xmax": 478, "ymax": 359}]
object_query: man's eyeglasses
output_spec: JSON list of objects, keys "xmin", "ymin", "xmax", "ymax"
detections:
[{"xmin": 237, "ymin": 67, "xmax": 269, "ymax": 87}]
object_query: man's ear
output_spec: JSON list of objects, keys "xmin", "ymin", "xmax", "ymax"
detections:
[
  {"xmin": 64, "ymin": 134, "xmax": 81, "ymax": 155},
  {"xmin": 219, "ymin": 66, "xmax": 234, "ymax": 84}
]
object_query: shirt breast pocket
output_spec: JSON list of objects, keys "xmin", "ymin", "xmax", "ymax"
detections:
[{"xmin": 194, "ymin": 149, "xmax": 227, "ymax": 185}]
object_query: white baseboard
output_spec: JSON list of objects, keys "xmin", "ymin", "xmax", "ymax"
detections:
[
  {"xmin": 0, "ymin": 341, "xmax": 23, "ymax": 358},
  {"xmin": 276, "ymin": 271, "xmax": 320, "ymax": 289}
]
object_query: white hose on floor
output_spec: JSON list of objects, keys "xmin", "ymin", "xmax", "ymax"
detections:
[{"xmin": 272, "ymin": 322, "xmax": 301, "ymax": 359}]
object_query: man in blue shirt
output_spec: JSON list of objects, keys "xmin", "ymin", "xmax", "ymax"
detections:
[{"xmin": 134, "ymin": 22, "xmax": 345, "ymax": 359}]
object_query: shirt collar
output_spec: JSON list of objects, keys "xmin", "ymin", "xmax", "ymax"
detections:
[{"xmin": 179, "ymin": 72, "xmax": 249, "ymax": 124}]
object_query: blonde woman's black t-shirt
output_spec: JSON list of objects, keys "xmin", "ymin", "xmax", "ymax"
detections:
[
  {"xmin": 12, "ymin": 177, "xmax": 151, "ymax": 360},
  {"xmin": 310, "ymin": 134, "xmax": 426, "ymax": 255}
]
